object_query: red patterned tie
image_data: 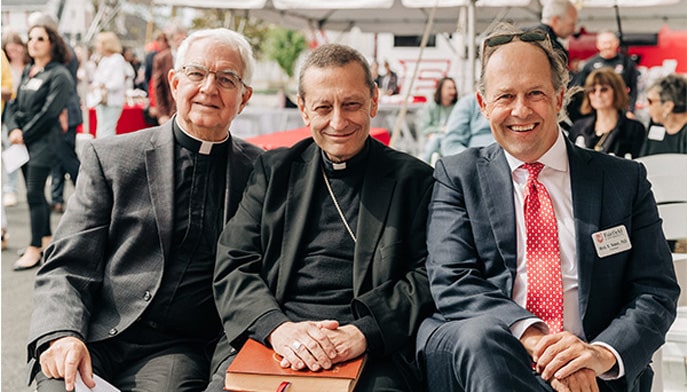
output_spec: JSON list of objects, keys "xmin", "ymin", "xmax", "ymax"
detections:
[{"xmin": 523, "ymin": 162, "xmax": 564, "ymax": 334}]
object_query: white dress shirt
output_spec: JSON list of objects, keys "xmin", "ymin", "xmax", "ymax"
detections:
[{"xmin": 505, "ymin": 131, "xmax": 624, "ymax": 379}]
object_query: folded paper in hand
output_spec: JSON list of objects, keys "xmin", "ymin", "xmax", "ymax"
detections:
[
  {"xmin": 2, "ymin": 144, "xmax": 29, "ymax": 173},
  {"xmin": 225, "ymin": 338, "xmax": 366, "ymax": 392}
]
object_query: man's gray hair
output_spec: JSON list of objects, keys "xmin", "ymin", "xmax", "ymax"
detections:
[
  {"xmin": 541, "ymin": 0, "xmax": 575, "ymax": 24},
  {"xmin": 174, "ymin": 28, "xmax": 255, "ymax": 87},
  {"xmin": 478, "ymin": 23, "xmax": 573, "ymax": 120}
]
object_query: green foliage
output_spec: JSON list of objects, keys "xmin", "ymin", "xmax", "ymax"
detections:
[
  {"xmin": 264, "ymin": 26, "xmax": 307, "ymax": 79},
  {"xmin": 190, "ymin": 10, "xmax": 270, "ymax": 58}
]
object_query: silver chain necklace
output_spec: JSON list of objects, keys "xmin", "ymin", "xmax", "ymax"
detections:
[{"xmin": 320, "ymin": 166, "xmax": 357, "ymax": 243}]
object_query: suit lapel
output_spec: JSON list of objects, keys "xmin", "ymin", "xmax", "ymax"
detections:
[
  {"xmin": 354, "ymin": 141, "xmax": 394, "ymax": 295},
  {"xmin": 478, "ymin": 146, "xmax": 519, "ymax": 281},
  {"xmin": 144, "ymin": 123, "xmax": 175, "ymax": 260},
  {"xmin": 274, "ymin": 143, "xmax": 321, "ymax": 300},
  {"xmin": 226, "ymin": 139, "xmax": 256, "ymax": 222},
  {"xmin": 567, "ymin": 142, "xmax": 602, "ymax": 321}
]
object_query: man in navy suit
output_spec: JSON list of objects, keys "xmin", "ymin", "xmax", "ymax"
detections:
[{"xmin": 417, "ymin": 23, "xmax": 679, "ymax": 392}]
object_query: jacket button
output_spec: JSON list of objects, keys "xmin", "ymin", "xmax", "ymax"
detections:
[
  {"xmin": 143, "ymin": 291, "xmax": 152, "ymax": 301},
  {"xmin": 109, "ymin": 328, "xmax": 118, "ymax": 336}
]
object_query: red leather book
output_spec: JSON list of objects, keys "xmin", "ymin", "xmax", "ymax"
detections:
[{"xmin": 225, "ymin": 338, "xmax": 367, "ymax": 392}]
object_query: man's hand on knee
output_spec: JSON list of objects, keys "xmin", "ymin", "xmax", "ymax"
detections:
[
  {"xmin": 39, "ymin": 336, "xmax": 94, "ymax": 391},
  {"xmin": 533, "ymin": 332, "xmax": 616, "ymax": 381},
  {"xmin": 550, "ymin": 368, "xmax": 599, "ymax": 392}
]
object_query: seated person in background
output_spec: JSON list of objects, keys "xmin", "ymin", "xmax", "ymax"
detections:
[
  {"xmin": 419, "ymin": 76, "xmax": 458, "ymax": 162},
  {"xmin": 25, "ymin": 28, "xmax": 262, "ymax": 392},
  {"xmin": 641, "ymin": 74, "xmax": 687, "ymax": 156},
  {"xmin": 439, "ymin": 93, "xmax": 494, "ymax": 157},
  {"xmin": 568, "ymin": 68, "xmax": 645, "ymax": 159},
  {"xmin": 417, "ymin": 23, "xmax": 679, "ymax": 392},
  {"xmin": 207, "ymin": 43, "xmax": 435, "ymax": 392}
]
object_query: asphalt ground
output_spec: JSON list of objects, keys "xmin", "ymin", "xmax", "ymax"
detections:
[{"xmin": 2, "ymin": 179, "xmax": 73, "ymax": 391}]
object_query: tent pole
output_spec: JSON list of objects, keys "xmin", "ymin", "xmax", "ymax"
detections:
[
  {"xmin": 389, "ymin": 2, "xmax": 438, "ymax": 151},
  {"xmin": 467, "ymin": 0, "xmax": 476, "ymax": 94}
]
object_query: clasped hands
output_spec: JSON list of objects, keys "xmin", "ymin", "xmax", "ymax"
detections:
[
  {"xmin": 268, "ymin": 320, "xmax": 366, "ymax": 371},
  {"xmin": 521, "ymin": 328, "xmax": 617, "ymax": 392}
]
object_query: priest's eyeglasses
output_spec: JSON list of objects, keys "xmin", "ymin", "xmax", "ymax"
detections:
[{"xmin": 180, "ymin": 64, "xmax": 246, "ymax": 90}]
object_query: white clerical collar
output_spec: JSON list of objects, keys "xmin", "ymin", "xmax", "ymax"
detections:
[{"xmin": 174, "ymin": 117, "xmax": 229, "ymax": 155}]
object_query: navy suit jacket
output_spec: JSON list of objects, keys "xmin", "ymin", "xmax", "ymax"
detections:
[{"xmin": 422, "ymin": 138, "xmax": 679, "ymax": 390}]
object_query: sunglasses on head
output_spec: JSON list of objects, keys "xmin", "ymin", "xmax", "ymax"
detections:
[
  {"xmin": 481, "ymin": 30, "xmax": 552, "ymax": 66},
  {"xmin": 483, "ymin": 30, "xmax": 549, "ymax": 48}
]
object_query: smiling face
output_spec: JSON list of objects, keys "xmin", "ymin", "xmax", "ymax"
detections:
[
  {"xmin": 298, "ymin": 62, "xmax": 379, "ymax": 163},
  {"xmin": 170, "ymin": 37, "xmax": 252, "ymax": 141},
  {"xmin": 477, "ymin": 41, "xmax": 563, "ymax": 163}
]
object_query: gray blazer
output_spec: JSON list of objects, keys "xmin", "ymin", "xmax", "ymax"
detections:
[{"xmin": 27, "ymin": 120, "xmax": 261, "ymax": 378}]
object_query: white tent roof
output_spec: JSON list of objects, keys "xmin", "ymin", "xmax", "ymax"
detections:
[{"xmin": 154, "ymin": 0, "xmax": 687, "ymax": 34}]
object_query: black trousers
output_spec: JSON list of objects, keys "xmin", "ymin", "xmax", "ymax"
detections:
[
  {"xmin": 50, "ymin": 126, "xmax": 80, "ymax": 204},
  {"xmin": 21, "ymin": 164, "xmax": 52, "ymax": 247},
  {"xmin": 35, "ymin": 323, "xmax": 214, "ymax": 392}
]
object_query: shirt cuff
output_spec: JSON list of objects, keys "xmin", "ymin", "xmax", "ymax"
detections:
[
  {"xmin": 351, "ymin": 315, "xmax": 382, "ymax": 354},
  {"xmin": 591, "ymin": 341, "xmax": 624, "ymax": 380},
  {"xmin": 510, "ymin": 318, "xmax": 548, "ymax": 339},
  {"xmin": 33, "ymin": 331, "xmax": 83, "ymax": 359}
]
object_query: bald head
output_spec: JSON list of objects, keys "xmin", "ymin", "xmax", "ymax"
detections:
[{"xmin": 596, "ymin": 31, "xmax": 620, "ymax": 59}]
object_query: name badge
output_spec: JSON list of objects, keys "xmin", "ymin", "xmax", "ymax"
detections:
[
  {"xmin": 647, "ymin": 125, "xmax": 666, "ymax": 141},
  {"xmin": 592, "ymin": 225, "xmax": 632, "ymax": 258},
  {"xmin": 24, "ymin": 78, "xmax": 43, "ymax": 91}
]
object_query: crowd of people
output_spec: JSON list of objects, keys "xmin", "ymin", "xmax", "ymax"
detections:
[
  {"xmin": 0, "ymin": 0, "xmax": 685, "ymax": 391},
  {"xmin": 417, "ymin": 0, "xmax": 687, "ymax": 163}
]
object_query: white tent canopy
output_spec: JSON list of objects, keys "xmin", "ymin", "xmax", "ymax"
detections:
[{"xmin": 153, "ymin": 0, "xmax": 687, "ymax": 34}]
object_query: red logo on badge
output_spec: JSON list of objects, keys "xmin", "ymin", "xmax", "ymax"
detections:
[{"xmin": 595, "ymin": 233, "xmax": 604, "ymax": 243}]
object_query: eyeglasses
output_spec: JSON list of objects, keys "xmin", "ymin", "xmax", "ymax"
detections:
[
  {"xmin": 180, "ymin": 64, "xmax": 246, "ymax": 90},
  {"xmin": 586, "ymin": 85, "xmax": 611, "ymax": 95}
]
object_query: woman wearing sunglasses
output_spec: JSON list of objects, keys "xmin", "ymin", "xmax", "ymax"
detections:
[
  {"xmin": 4, "ymin": 24, "xmax": 74, "ymax": 270},
  {"xmin": 641, "ymin": 74, "xmax": 687, "ymax": 156},
  {"xmin": 568, "ymin": 67, "xmax": 645, "ymax": 159}
]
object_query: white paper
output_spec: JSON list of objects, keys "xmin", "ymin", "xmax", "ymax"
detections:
[
  {"xmin": 1, "ymin": 143, "xmax": 29, "ymax": 173},
  {"xmin": 75, "ymin": 373, "xmax": 120, "ymax": 392}
]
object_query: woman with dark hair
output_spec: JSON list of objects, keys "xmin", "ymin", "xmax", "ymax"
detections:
[
  {"xmin": 419, "ymin": 76, "xmax": 458, "ymax": 162},
  {"xmin": 568, "ymin": 67, "xmax": 645, "ymax": 159},
  {"xmin": 4, "ymin": 24, "xmax": 74, "ymax": 270},
  {"xmin": 641, "ymin": 74, "xmax": 687, "ymax": 156}
]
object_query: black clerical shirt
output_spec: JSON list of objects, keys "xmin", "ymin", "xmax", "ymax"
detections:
[{"xmin": 139, "ymin": 122, "xmax": 229, "ymax": 340}]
